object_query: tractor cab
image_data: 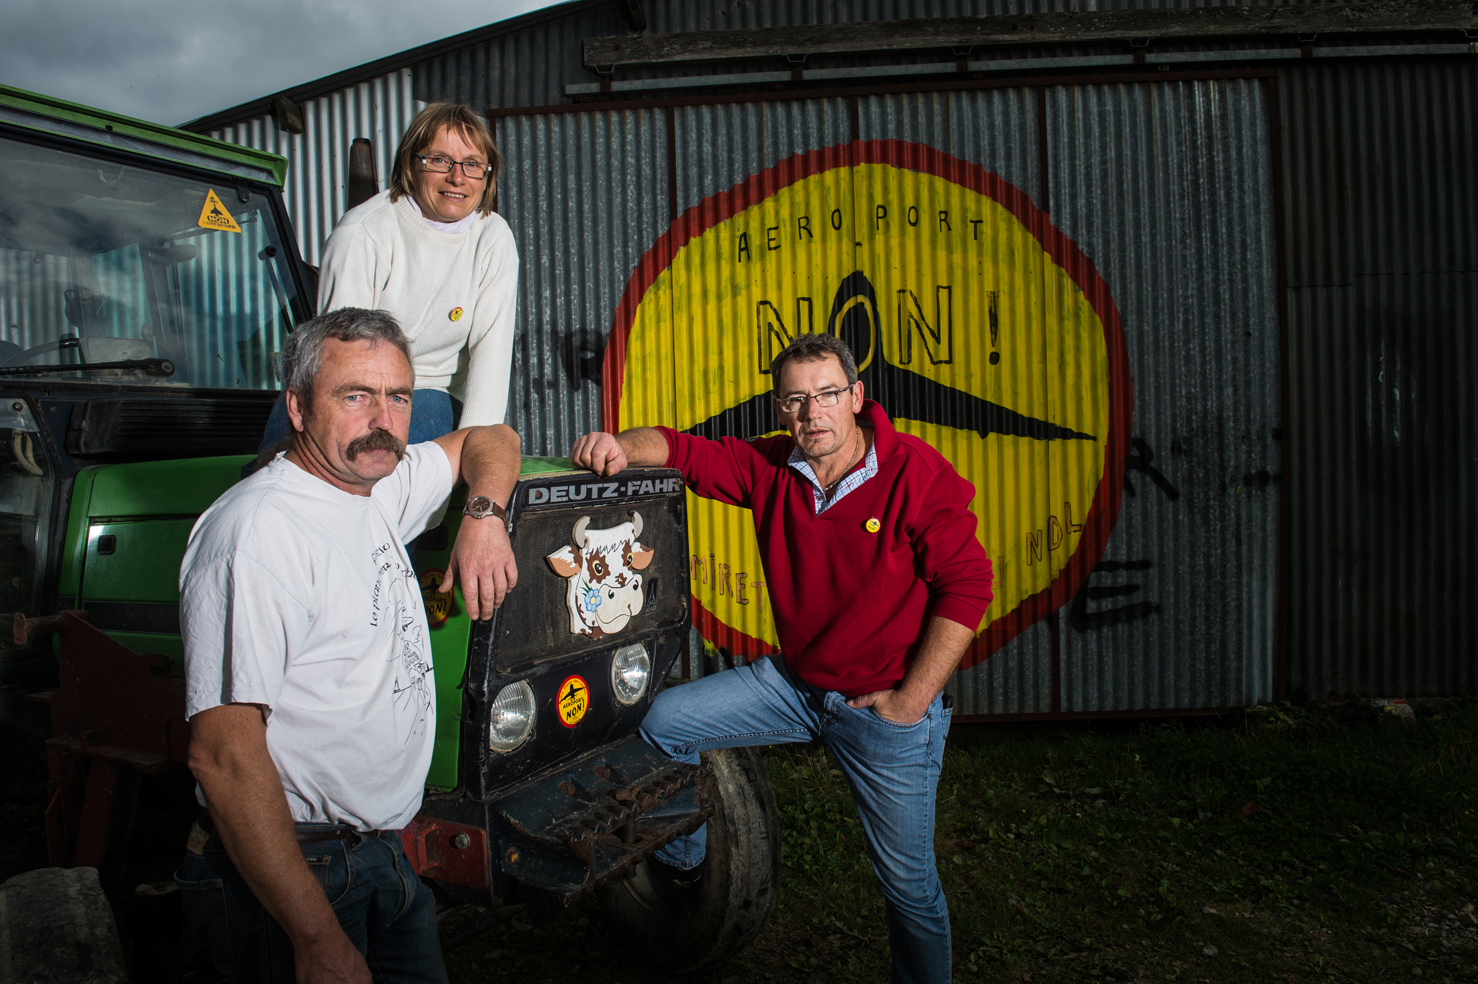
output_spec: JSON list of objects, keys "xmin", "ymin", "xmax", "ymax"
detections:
[
  {"xmin": 1, "ymin": 83, "xmax": 779, "ymax": 978},
  {"xmin": 0, "ymin": 84, "xmax": 313, "ymax": 679}
]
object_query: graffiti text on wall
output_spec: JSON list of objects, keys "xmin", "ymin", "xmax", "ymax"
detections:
[{"xmin": 605, "ymin": 141, "xmax": 1133, "ymax": 669}]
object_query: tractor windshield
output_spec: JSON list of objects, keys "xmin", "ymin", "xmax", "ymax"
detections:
[{"xmin": 0, "ymin": 131, "xmax": 301, "ymax": 389}]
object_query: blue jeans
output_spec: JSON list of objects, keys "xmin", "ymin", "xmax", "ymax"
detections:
[
  {"xmin": 176, "ymin": 824, "xmax": 448, "ymax": 984},
  {"xmin": 641, "ymin": 655, "xmax": 954, "ymax": 984},
  {"xmin": 258, "ymin": 389, "xmax": 459, "ymax": 453}
]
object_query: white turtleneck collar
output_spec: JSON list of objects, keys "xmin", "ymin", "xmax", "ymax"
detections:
[{"xmin": 405, "ymin": 193, "xmax": 478, "ymax": 235}]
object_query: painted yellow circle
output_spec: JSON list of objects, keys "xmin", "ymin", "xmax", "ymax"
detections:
[
  {"xmin": 865, "ymin": 518, "xmax": 881, "ymax": 534},
  {"xmin": 619, "ymin": 162, "xmax": 1111, "ymax": 653},
  {"xmin": 419, "ymin": 570, "xmax": 450, "ymax": 627},
  {"xmin": 449, "ymin": 306, "xmax": 464, "ymax": 322},
  {"xmin": 556, "ymin": 674, "xmax": 589, "ymax": 729}
]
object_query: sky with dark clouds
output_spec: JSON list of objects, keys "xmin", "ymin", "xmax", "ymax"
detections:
[{"xmin": 1, "ymin": 0, "xmax": 564, "ymax": 127}]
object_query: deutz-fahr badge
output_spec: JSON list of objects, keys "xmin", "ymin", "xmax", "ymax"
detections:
[
  {"xmin": 545, "ymin": 512, "xmax": 654, "ymax": 640},
  {"xmin": 419, "ymin": 570, "xmax": 451, "ymax": 627},
  {"xmin": 556, "ymin": 674, "xmax": 589, "ymax": 728}
]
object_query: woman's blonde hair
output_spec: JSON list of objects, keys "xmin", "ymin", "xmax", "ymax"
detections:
[{"xmin": 388, "ymin": 103, "xmax": 501, "ymax": 215}]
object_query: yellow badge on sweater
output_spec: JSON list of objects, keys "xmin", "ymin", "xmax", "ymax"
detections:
[{"xmin": 449, "ymin": 307, "xmax": 464, "ymax": 322}]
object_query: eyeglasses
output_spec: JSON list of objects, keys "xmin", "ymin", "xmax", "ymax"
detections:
[
  {"xmin": 414, "ymin": 154, "xmax": 493, "ymax": 179},
  {"xmin": 775, "ymin": 389, "xmax": 848, "ymax": 414}
]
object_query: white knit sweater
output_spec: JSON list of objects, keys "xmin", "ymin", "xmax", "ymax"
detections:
[{"xmin": 316, "ymin": 190, "xmax": 518, "ymax": 427}]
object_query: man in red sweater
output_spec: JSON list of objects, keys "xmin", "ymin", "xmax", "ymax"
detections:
[{"xmin": 571, "ymin": 333, "xmax": 993, "ymax": 984}]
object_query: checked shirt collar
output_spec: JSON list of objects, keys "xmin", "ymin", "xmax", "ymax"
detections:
[{"xmin": 787, "ymin": 430, "xmax": 878, "ymax": 515}]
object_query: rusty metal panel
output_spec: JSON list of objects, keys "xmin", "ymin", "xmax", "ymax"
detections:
[
  {"xmin": 494, "ymin": 108, "xmax": 670, "ymax": 456},
  {"xmin": 209, "ymin": 70, "xmax": 422, "ymax": 267},
  {"xmin": 1279, "ymin": 59, "xmax": 1478, "ymax": 698},
  {"xmin": 1049, "ymin": 78, "xmax": 1280, "ymax": 711}
]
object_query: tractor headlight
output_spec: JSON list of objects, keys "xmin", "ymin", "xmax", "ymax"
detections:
[
  {"xmin": 488, "ymin": 680, "xmax": 535, "ymax": 753},
  {"xmin": 610, "ymin": 643, "xmax": 651, "ymax": 705}
]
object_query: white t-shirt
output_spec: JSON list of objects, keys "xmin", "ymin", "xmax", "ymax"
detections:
[
  {"xmin": 317, "ymin": 190, "xmax": 518, "ymax": 428},
  {"xmin": 180, "ymin": 443, "xmax": 454, "ymax": 831}
]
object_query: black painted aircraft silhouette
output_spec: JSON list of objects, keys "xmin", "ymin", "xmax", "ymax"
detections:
[{"xmin": 686, "ymin": 272, "xmax": 1095, "ymax": 443}]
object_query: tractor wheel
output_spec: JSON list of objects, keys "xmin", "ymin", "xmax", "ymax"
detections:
[{"xmin": 597, "ymin": 746, "xmax": 781, "ymax": 973}]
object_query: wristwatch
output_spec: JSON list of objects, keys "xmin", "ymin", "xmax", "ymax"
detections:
[{"xmin": 463, "ymin": 495, "xmax": 508, "ymax": 525}]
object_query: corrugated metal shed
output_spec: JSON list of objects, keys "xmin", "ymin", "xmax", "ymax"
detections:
[
  {"xmin": 209, "ymin": 70, "xmax": 421, "ymax": 267},
  {"xmin": 184, "ymin": 0, "xmax": 1478, "ymax": 713},
  {"xmin": 1279, "ymin": 58, "xmax": 1478, "ymax": 698},
  {"xmin": 1047, "ymin": 78, "xmax": 1279, "ymax": 711}
]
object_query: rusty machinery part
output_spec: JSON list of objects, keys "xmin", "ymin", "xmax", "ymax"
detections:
[
  {"xmin": 13, "ymin": 609, "xmax": 87, "ymax": 647},
  {"xmin": 596, "ymin": 746, "xmax": 781, "ymax": 974},
  {"xmin": 39, "ymin": 613, "xmax": 189, "ymax": 899}
]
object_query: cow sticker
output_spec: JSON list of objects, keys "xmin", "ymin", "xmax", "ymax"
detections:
[{"xmin": 546, "ymin": 512, "xmax": 655, "ymax": 639}]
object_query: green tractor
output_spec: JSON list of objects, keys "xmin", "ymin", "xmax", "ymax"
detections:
[{"xmin": 0, "ymin": 83, "xmax": 780, "ymax": 975}]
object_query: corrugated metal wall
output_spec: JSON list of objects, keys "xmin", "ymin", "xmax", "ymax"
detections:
[
  {"xmin": 1049, "ymin": 78, "xmax": 1280, "ymax": 710},
  {"xmin": 209, "ymin": 70, "xmax": 423, "ymax": 267},
  {"xmin": 1279, "ymin": 58, "xmax": 1478, "ymax": 698},
  {"xmin": 409, "ymin": 1, "xmax": 1396, "ymax": 109},
  {"xmin": 851, "ymin": 79, "xmax": 1279, "ymax": 714},
  {"xmin": 187, "ymin": 0, "xmax": 1478, "ymax": 709},
  {"xmin": 494, "ymin": 107, "xmax": 670, "ymax": 454},
  {"xmin": 856, "ymin": 88, "xmax": 1055, "ymax": 713}
]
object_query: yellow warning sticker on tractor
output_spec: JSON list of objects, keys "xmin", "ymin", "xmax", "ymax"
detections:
[
  {"xmin": 197, "ymin": 189, "xmax": 242, "ymax": 233},
  {"xmin": 556, "ymin": 674, "xmax": 589, "ymax": 728},
  {"xmin": 419, "ymin": 570, "xmax": 450, "ymax": 628}
]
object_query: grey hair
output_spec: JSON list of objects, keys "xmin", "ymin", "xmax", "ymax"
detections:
[
  {"xmin": 770, "ymin": 332, "xmax": 859, "ymax": 390},
  {"xmin": 281, "ymin": 308, "xmax": 414, "ymax": 413}
]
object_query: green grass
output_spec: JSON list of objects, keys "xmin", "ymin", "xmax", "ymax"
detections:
[{"xmin": 445, "ymin": 700, "xmax": 1478, "ymax": 983}]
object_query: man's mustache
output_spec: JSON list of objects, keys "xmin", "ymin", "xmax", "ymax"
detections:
[{"xmin": 345, "ymin": 428, "xmax": 406, "ymax": 462}]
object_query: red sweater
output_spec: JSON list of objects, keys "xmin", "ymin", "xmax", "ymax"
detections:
[{"xmin": 659, "ymin": 401, "xmax": 993, "ymax": 696}]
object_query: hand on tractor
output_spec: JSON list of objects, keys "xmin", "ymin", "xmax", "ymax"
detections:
[
  {"xmin": 442, "ymin": 517, "xmax": 517, "ymax": 619},
  {"xmin": 571, "ymin": 431, "xmax": 629, "ymax": 476}
]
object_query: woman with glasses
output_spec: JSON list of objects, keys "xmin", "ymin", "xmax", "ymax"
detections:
[{"xmin": 257, "ymin": 102, "xmax": 518, "ymax": 453}]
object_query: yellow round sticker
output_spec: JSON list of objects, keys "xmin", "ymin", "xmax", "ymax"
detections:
[
  {"xmin": 419, "ymin": 570, "xmax": 450, "ymax": 627},
  {"xmin": 556, "ymin": 674, "xmax": 589, "ymax": 729},
  {"xmin": 449, "ymin": 306, "xmax": 464, "ymax": 322},
  {"xmin": 865, "ymin": 518, "xmax": 881, "ymax": 534},
  {"xmin": 604, "ymin": 140, "xmax": 1130, "ymax": 672}
]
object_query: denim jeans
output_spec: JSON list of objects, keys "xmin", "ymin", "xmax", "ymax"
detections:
[
  {"xmin": 176, "ymin": 824, "xmax": 448, "ymax": 984},
  {"xmin": 640, "ymin": 655, "xmax": 954, "ymax": 984},
  {"xmin": 258, "ymin": 389, "xmax": 460, "ymax": 453}
]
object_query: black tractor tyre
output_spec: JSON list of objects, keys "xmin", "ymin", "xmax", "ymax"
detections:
[{"xmin": 597, "ymin": 746, "xmax": 781, "ymax": 973}]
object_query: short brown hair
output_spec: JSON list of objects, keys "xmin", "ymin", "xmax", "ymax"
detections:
[
  {"xmin": 283, "ymin": 308, "xmax": 413, "ymax": 414},
  {"xmin": 770, "ymin": 333, "xmax": 859, "ymax": 390},
  {"xmin": 388, "ymin": 103, "xmax": 501, "ymax": 216}
]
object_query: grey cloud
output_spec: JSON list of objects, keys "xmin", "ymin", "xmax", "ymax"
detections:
[{"xmin": 0, "ymin": 0, "xmax": 557, "ymax": 126}]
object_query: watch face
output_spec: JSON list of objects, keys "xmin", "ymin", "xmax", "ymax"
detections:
[{"xmin": 466, "ymin": 496, "xmax": 492, "ymax": 516}]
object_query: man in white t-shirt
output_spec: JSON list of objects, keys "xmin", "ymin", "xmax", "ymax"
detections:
[{"xmin": 177, "ymin": 307, "xmax": 520, "ymax": 984}]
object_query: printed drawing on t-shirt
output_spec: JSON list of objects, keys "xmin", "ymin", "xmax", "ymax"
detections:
[
  {"xmin": 545, "ymin": 512, "xmax": 654, "ymax": 639},
  {"xmin": 370, "ymin": 542, "xmax": 434, "ymax": 743}
]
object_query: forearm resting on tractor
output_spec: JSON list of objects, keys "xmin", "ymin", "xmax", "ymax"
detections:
[
  {"xmin": 189, "ymin": 703, "xmax": 369, "ymax": 982},
  {"xmin": 570, "ymin": 427, "xmax": 668, "ymax": 475},
  {"xmin": 443, "ymin": 423, "xmax": 521, "ymax": 505},
  {"xmin": 846, "ymin": 616, "xmax": 975, "ymax": 724}
]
